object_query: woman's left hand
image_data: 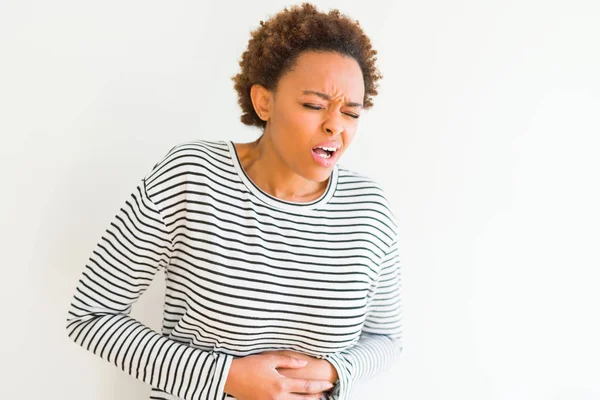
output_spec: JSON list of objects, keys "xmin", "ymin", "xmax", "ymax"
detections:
[{"xmin": 268, "ymin": 349, "xmax": 338, "ymax": 385}]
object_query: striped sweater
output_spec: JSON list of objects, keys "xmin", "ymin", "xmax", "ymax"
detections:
[{"xmin": 65, "ymin": 139, "xmax": 403, "ymax": 400}]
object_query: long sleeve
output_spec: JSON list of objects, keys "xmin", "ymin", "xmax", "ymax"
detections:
[
  {"xmin": 323, "ymin": 231, "xmax": 403, "ymax": 400},
  {"xmin": 65, "ymin": 176, "xmax": 234, "ymax": 400}
]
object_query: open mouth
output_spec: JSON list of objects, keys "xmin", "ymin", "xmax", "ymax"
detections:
[{"xmin": 312, "ymin": 146, "xmax": 337, "ymax": 159}]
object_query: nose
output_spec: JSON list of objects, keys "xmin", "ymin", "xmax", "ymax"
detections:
[{"xmin": 322, "ymin": 112, "xmax": 344, "ymax": 136}]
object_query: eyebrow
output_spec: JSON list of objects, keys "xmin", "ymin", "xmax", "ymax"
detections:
[{"xmin": 302, "ymin": 90, "xmax": 363, "ymax": 108}]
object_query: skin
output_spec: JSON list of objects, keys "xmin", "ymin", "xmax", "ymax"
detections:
[
  {"xmin": 234, "ymin": 50, "xmax": 365, "ymax": 202},
  {"xmin": 225, "ymin": 50, "xmax": 364, "ymax": 399},
  {"xmin": 270, "ymin": 349, "xmax": 338, "ymax": 384}
]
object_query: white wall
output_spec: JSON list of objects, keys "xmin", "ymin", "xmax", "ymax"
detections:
[{"xmin": 1, "ymin": 0, "xmax": 599, "ymax": 399}]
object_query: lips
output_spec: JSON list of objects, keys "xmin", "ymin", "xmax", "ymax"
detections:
[
  {"xmin": 312, "ymin": 141, "xmax": 342, "ymax": 152},
  {"xmin": 311, "ymin": 142, "xmax": 341, "ymax": 168}
]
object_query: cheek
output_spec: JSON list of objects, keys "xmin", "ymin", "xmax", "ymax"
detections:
[
  {"xmin": 342, "ymin": 129, "xmax": 357, "ymax": 146},
  {"xmin": 278, "ymin": 108, "xmax": 320, "ymax": 142},
  {"xmin": 282, "ymin": 110, "xmax": 305, "ymax": 132},
  {"xmin": 288, "ymin": 108, "xmax": 320, "ymax": 129}
]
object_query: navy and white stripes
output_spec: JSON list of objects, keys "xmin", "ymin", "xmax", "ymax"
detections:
[{"xmin": 66, "ymin": 139, "xmax": 402, "ymax": 400}]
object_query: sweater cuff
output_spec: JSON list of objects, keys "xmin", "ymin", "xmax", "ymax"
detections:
[
  {"xmin": 323, "ymin": 353, "xmax": 353, "ymax": 400},
  {"xmin": 215, "ymin": 353, "xmax": 234, "ymax": 400}
]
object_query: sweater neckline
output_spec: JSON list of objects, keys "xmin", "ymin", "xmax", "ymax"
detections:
[{"xmin": 226, "ymin": 140, "xmax": 338, "ymax": 212}]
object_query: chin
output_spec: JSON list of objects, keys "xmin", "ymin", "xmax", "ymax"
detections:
[{"xmin": 303, "ymin": 167, "xmax": 334, "ymax": 183}]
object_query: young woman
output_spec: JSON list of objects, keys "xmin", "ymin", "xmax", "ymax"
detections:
[{"xmin": 66, "ymin": 3, "xmax": 402, "ymax": 400}]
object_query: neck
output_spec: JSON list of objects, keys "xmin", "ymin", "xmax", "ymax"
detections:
[{"xmin": 237, "ymin": 130, "xmax": 329, "ymax": 203}]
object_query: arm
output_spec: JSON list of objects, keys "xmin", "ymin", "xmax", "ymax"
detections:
[
  {"xmin": 65, "ymin": 177, "xmax": 233, "ymax": 400},
  {"xmin": 322, "ymin": 231, "xmax": 403, "ymax": 400}
]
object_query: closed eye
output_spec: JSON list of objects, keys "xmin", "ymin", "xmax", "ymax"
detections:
[
  {"xmin": 302, "ymin": 104, "xmax": 360, "ymax": 119},
  {"xmin": 303, "ymin": 104, "xmax": 323, "ymax": 111}
]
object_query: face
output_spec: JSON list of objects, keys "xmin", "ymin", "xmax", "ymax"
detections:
[{"xmin": 255, "ymin": 50, "xmax": 365, "ymax": 183}]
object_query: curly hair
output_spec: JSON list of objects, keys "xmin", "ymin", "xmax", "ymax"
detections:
[{"xmin": 231, "ymin": 2, "xmax": 383, "ymax": 129}]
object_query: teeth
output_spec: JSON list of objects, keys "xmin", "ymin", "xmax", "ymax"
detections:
[
  {"xmin": 317, "ymin": 152, "xmax": 331, "ymax": 159},
  {"xmin": 318, "ymin": 146, "xmax": 337, "ymax": 152}
]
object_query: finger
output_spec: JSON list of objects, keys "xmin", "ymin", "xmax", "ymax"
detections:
[
  {"xmin": 287, "ymin": 379, "xmax": 333, "ymax": 394},
  {"xmin": 272, "ymin": 355, "xmax": 309, "ymax": 369}
]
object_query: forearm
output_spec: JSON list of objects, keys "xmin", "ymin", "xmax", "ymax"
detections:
[
  {"xmin": 323, "ymin": 332, "xmax": 402, "ymax": 400},
  {"xmin": 67, "ymin": 311, "xmax": 233, "ymax": 400},
  {"xmin": 326, "ymin": 332, "xmax": 402, "ymax": 382}
]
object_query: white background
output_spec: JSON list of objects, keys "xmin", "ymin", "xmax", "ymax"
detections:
[{"xmin": 1, "ymin": 1, "xmax": 599, "ymax": 399}]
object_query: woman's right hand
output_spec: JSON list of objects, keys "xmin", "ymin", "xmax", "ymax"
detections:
[{"xmin": 224, "ymin": 352, "xmax": 333, "ymax": 400}]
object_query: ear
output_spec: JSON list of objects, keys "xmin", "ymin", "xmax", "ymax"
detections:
[{"xmin": 250, "ymin": 84, "xmax": 272, "ymax": 122}]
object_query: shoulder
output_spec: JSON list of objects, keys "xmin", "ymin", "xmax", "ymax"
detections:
[
  {"xmin": 336, "ymin": 165, "xmax": 399, "ymax": 244},
  {"xmin": 143, "ymin": 139, "xmax": 233, "ymax": 189},
  {"xmin": 149, "ymin": 139, "xmax": 229, "ymax": 172}
]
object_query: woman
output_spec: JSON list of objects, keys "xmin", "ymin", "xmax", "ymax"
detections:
[{"xmin": 65, "ymin": 3, "xmax": 402, "ymax": 400}]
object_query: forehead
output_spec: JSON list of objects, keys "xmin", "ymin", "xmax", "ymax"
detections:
[{"xmin": 279, "ymin": 51, "xmax": 365, "ymax": 100}]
